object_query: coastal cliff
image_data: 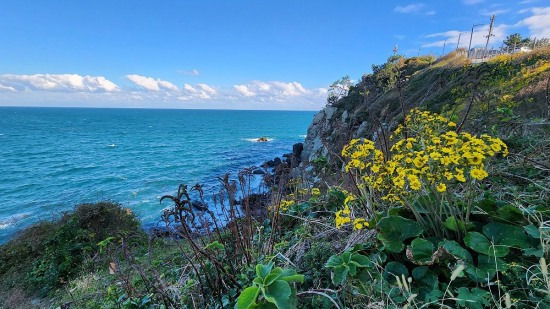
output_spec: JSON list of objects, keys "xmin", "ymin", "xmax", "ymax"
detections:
[
  {"xmin": 301, "ymin": 50, "xmax": 550, "ymax": 178},
  {"xmin": 1, "ymin": 49, "xmax": 549, "ymax": 308}
]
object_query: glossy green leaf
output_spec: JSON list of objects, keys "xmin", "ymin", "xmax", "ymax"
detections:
[
  {"xmin": 443, "ymin": 217, "xmax": 473, "ymax": 233},
  {"xmin": 332, "ymin": 265, "xmax": 349, "ymax": 285},
  {"xmin": 377, "ymin": 216, "xmax": 423, "ymax": 253},
  {"xmin": 464, "ymin": 254, "xmax": 507, "ymax": 283},
  {"xmin": 325, "ymin": 255, "xmax": 343, "ymax": 268},
  {"xmin": 236, "ymin": 286, "xmax": 259, "ymax": 309},
  {"xmin": 263, "ymin": 272, "xmax": 281, "ymax": 286},
  {"xmin": 256, "ymin": 263, "xmax": 273, "ymax": 279},
  {"xmin": 524, "ymin": 224, "xmax": 541, "ymax": 239},
  {"xmin": 439, "ymin": 240, "xmax": 473, "ymax": 263},
  {"xmin": 482, "ymin": 222, "xmax": 530, "ymax": 249},
  {"xmin": 496, "ymin": 205, "xmax": 523, "ymax": 223},
  {"xmin": 410, "ymin": 238, "xmax": 435, "ymax": 264},
  {"xmin": 264, "ymin": 280, "xmax": 291, "ymax": 308},
  {"xmin": 350, "ymin": 254, "xmax": 370, "ymax": 267},
  {"xmin": 383, "ymin": 261, "xmax": 408, "ymax": 284},
  {"xmin": 464, "ymin": 232, "xmax": 509, "ymax": 257},
  {"xmin": 204, "ymin": 240, "xmax": 225, "ymax": 251},
  {"xmin": 455, "ymin": 287, "xmax": 490, "ymax": 309}
]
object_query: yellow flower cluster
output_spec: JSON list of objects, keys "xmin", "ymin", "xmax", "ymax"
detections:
[
  {"xmin": 275, "ymin": 187, "xmax": 321, "ymax": 213},
  {"xmin": 279, "ymin": 199, "xmax": 295, "ymax": 212},
  {"xmin": 334, "ymin": 192, "xmax": 369, "ymax": 230},
  {"xmin": 311, "ymin": 188, "xmax": 321, "ymax": 196},
  {"xmin": 342, "ymin": 108, "xmax": 508, "ymax": 203},
  {"xmin": 335, "ymin": 204, "xmax": 351, "ymax": 229},
  {"xmin": 353, "ymin": 218, "xmax": 369, "ymax": 230},
  {"xmin": 341, "ymin": 139, "xmax": 385, "ymax": 173}
]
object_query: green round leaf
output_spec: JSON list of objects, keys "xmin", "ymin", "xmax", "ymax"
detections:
[
  {"xmin": 464, "ymin": 232, "xmax": 509, "ymax": 257},
  {"xmin": 236, "ymin": 286, "xmax": 259, "ymax": 309},
  {"xmin": 264, "ymin": 280, "xmax": 291, "ymax": 308},
  {"xmin": 439, "ymin": 240, "xmax": 473, "ymax": 263},
  {"xmin": 383, "ymin": 261, "xmax": 408, "ymax": 284},
  {"xmin": 331, "ymin": 265, "xmax": 349, "ymax": 285},
  {"xmin": 377, "ymin": 216, "xmax": 424, "ymax": 253},
  {"xmin": 410, "ymin": 238, "xmax": 435, "ymax": 265},
  {"xmin": 482, "ymin": 222, "xmax": 530, "ymax": 249}
]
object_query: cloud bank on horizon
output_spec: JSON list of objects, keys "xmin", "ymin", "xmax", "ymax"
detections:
[
  {"xmin": 0, "ymin": 73, "xmax": 327, "ymax": 110},
  {"xmin": 0, "ymin": 1, "xmax": 549, "ymax": 110}
]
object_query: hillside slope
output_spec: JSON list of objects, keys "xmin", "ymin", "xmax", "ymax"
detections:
[{"xmin": 301, "ymin": 49, "xmax": 550, "ymax": 175}]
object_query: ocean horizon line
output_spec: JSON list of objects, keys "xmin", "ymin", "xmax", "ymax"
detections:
[{"xmin": 0, "ymin": 105, "xmax": 321, "ymax": 113}]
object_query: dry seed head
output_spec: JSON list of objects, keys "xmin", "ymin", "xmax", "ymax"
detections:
[
  {"xmin": 540, "ymin": 258, "xmax": 548, "ymax": 277},
  {"xmin": 451, "ymin": 264, "xmax": 466, "ymax": 281},
  {"xmin": 395, "ymin": 275, "xmax": 403, "ymax": 289},
  {"xmin": 402, "ymin": 274, "xmax": 409, "ymax": 292},
  {"xmin": 505, "ymin": 293, "xmax": 511, "ymax": 308}
]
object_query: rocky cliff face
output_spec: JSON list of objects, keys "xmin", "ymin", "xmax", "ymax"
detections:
[{"xmin": 300, "ymin": 50, "xmax": 550, "ymax": 178}]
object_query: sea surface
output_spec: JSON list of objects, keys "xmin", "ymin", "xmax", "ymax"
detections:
[{"xmin": 0, "ymin": 107, "xmax": 314, "ymax": 243}]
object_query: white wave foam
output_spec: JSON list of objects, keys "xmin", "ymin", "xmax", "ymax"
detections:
[
  {"xmin": 108, "ymin": 144, "xmax": 116, "ymax": 147},
  {"xmin": 0, "ymin": 213, "xmax": 31, "ymax": 230},
  {"xmin": 299, "ymin": 134, "xmax": 307, "ymax": 138},
  {"xmin": 243, "ymin": 137, "xmax": 274, "ymax": 142}
]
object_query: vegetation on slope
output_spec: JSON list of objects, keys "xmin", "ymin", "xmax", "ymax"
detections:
[{"xmin": 0, "ymin": 49, "xmax": 548, "ymax": 308}]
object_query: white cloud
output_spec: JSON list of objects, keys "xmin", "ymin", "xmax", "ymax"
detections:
[
  {"xmin": 394, "ymin": 4, "xmax": 425, "ymax": 14},
  {"xmin": 178, "ymin": 83, "xmax": 217, "ymax": 100},
  {"xmin": 517, "ymin": 7, "xmax": 550, "ymax": 38},
  {"xmin": 0, "ymin": 74, "xmax": 326, "ymax": 110},
  {"xmin": 126, "ymin": 74, "xmax": 178, "ymax": 91},
  {"xmin": 234, "ymin": 84, "xmax": 255, "ymax": 97},
  {"xmin": 197, "ymin": 83, "xmax": 216, "ymax": 95},
  {"xmin": 423, "ymin": 24, "xmax": 508, "ymax": 48},
  {"xmin": 234, "ymin": 81, "xmax": 311, "ymax": 98},
  {"xmin": 0, "ymin": 74, "xmax": 119, "ymax": 92},
  {"xmin": 425, "ymin": 10, "xmax": 436, "ymax": 16},
  {"xmin": 178, "ymin": 69, "xmax": 200, "ymax": 76},
  {"xmin": 0, "ymin": 83, "xmax": 16, "ymax": 92},
  {"xmin": 462, "ymin": 0, "xmax": 484, "ymax": 5}
]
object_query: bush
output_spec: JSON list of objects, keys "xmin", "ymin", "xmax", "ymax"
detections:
[{"xmin": 0, "ymin": 202, "xmax": 143, "ymax": 297}]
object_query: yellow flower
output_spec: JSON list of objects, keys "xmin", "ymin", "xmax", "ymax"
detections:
[
  {"xmin": 406, "ymin": 142, "xmax": 413, "ymax": 149},
  {"xmin": 430, "ymin": 152, "xmax": 442, "ymax": 161},
  {"xmin": 408, "ymin": 175, "xmax": 421, "ymax": 190},
  {"xmin": 436, "ymin": 183, "xmax": 447, "ymax": 192},
  {"xmin": 393, "ymin": 176, "xmax": 405, "ymax": 188},
  {"xmin": 311, "ymin": 188, "xmax": 321, "ymax": 196},
  {"xmin": 440, "ymin": 156, "xmax": 452, "ymax": 166},
  {"xmin": 413, "ymin": 157, "xmax": 425, "ymax": 168},
  {"xmin": 465, "ymin": 152, "xmax": 484, "ymax": 165},
  {"xmin": 470, "ymin": 167, "xmax": 488, "ymax": 180},
  {"xmin": 353, "ymin": 218, "xmax": 369, "ymax": 230}
]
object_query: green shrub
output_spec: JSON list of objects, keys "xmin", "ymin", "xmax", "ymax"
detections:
[{"xmin": 0, "ymin": 202, "xmax": 143, "ymax": 297}]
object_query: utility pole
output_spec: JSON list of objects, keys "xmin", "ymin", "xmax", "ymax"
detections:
[
  {"xmin": 418, "ymin": 48, "xmax": 421, "ymax": 56},
  {"xmin": 483, "ymin": 15, "xmax": 495, "ymax": 58},
  {"xmin": 456, "ymin": 32, "xmax": 465, "ymax": 50},
  {"xmin": 468, "ymin": 23, "xmax": 484, "ymax": 58},
  {"xmin": 442, "ymin": 39, "xmax": 447, "ymax": 55}
]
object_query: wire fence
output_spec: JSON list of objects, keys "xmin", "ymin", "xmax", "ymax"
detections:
[{"xmin": 466, "ymin": 38, "xmax": 547, "ymax": 62}]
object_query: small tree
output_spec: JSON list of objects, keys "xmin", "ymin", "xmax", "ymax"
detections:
[
  {"xmin": 503, "ymin": 33, "xmax": 531, "ymax": 48},
  {"xmin": 327, "ymin": 76, "xmax": 352, "ymax": 105}
]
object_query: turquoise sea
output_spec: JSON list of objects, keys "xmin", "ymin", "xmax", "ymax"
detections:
[{"xmin": 0, "ymin": 107, "xmax": 314, "ymax": 243}]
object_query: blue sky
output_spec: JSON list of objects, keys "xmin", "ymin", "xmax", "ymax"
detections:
[{"xmin": 0, "ymin": 0, "xmax": 548, "ymax": 110}]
